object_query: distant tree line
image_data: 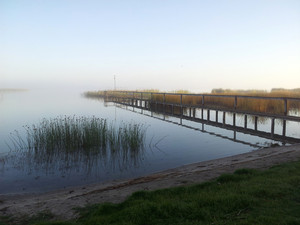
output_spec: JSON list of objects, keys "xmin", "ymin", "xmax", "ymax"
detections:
[
  {"xmin": 211, "ymin": 88, "xmax": 267, "ymax": 94},
  {"xmin": 271, "ymin": 88, "xmax": 300, "ymax": 93},
  {"xmin": 211, "ymin": 88, "xmax": 300, "ymax": 94}
]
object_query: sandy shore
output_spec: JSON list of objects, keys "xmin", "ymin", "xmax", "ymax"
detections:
[{"xmin": 1, "ymin": 144, "xmax": 300, "ymax": 220}]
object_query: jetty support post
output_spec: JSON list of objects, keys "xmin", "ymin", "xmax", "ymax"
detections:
[
  {"xmin": 284, "ymin": 98, "xmax": 288, "ymax": 116},
  {"xmin": 254, "ymin": 116, "xmax": 258, "ymax": 130},
  {"xmin": 233, "ymin": 113, "xmax": 236, "ymax": 126},
  {"xmin": 271, "ymin": 118, "xmax": 275, "ymax": 137},
  {"xmin": 150, "ymin": 92, "xmax": 153, "ymax": 110},
  {"xmin": 180, "ymin": 94, "xmax": 183, "ymax": 115},
  {"xmin": 282, "ymin": 120, "xmax": 286, "ymax": 136},
  {"xmin": 163, "ymin": 93, "xmax": 166, "ymax": 113},
  {"xmin": 135, "ymin": 92, "xmax": 138, "ymax": 106},
  {"xmin": 132, "ymin": 92, "xmax": 135, "ymax": 106},
  {"xmin": 234, "ymin": 96, "xmax": 238, "ymax": 110}
]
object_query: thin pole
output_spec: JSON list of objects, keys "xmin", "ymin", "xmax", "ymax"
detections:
[{"xmin": 114, "ymin": 75, "xmax": 116, "ymax": 90}]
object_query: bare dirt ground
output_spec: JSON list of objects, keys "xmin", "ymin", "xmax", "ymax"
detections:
[{"xmin": 1, "ymin": 144, "xmax": 300, "ymax": 220}]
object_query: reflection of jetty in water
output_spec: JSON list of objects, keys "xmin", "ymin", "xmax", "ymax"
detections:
[{"xmin": 108, "ymin": 96, "xmax": 300, "ymax": 145}]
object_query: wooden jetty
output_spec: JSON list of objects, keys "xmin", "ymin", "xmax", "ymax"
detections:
[{"xmin": 103, "ymin": 91, "xmax": 300, "ymax": 144}]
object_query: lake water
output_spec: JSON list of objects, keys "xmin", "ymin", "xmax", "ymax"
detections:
[{"xmin": 0, "ymin": 90, "xmax": 299, "ymax": 194}]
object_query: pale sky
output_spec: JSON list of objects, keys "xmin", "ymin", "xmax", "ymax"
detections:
[{"xmin": 1, "ymin": 0, "xmax": 299, "ymax": 92}]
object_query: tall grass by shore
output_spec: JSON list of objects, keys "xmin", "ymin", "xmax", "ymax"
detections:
[
  {"xmin": 9, "ymin": 116, "xmax": 146, "ymax": 156},
  {"xmin": 5, "ymin": 116, "xmax": 147, "ymax": 176}
]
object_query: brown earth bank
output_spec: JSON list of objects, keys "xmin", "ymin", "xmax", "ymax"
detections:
[{"xmin": 1, "ymin": 144, "xmax": 300, "ymax": 220}]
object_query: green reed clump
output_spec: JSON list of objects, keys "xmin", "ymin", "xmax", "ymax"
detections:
[
  {"xmin": 121, "ymin": 123, "xmax": 146, "ymax": 152},
  {"xmin": 9, "ymin": 116, "xmax": 146, "ymax": 155}
]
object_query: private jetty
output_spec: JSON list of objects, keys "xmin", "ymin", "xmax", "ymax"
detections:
[{"xmin": 90, "ymin": 91, "xmax": 300, "ymax": 144}]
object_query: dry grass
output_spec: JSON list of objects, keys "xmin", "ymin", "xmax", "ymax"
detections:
[{"xmin": 84, "ymin": 89, "xmax": 300, "ymax": 115}]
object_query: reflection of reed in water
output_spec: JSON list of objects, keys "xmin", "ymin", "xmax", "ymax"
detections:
[
  {"xmin": 7, "ymin": 116, "xmax": 146, "ymax": 175},
  {"xmin": 0, "ymin": 156, "xmax": 5, "ymax": 174}
]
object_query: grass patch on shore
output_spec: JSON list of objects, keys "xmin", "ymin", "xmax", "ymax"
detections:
[{"xmin": 3, "ymin": 159, "xmax": 300, "ymax": 225}]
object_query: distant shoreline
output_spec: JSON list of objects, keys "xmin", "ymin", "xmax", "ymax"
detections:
[{"xmin": 0, "ymin": 88, "xmax": 28, "ymax": 92}]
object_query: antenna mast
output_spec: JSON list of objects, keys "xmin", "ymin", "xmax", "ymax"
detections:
[{"xmin": 114, "ymin": 75, "xmax": 116, "ymax": 90}]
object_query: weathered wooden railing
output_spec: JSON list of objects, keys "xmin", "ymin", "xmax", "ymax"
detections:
[
  {"xmin": 103, "ymin": 91, "xmax": 300, "ymax": 119},
  {"xmin": 102, "ymin": 91, "xmax": 300, "ymax": 143}
]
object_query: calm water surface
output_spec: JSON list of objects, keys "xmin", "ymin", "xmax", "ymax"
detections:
[{"xmin": 0, "ymin": 90, "xmax": 299, "ymax": 194}]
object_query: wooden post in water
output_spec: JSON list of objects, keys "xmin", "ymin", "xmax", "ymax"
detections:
[
  {"xmin": 201, "ymin": 108, "xmax": 204, "ymax": 119},
  {"xmin": 223, "ymin": 111, "xmax": 226, "ymax": 125},
  {"xmin": 202, "ymin": 95, "xmax": 205, "ymax": 106},
  {"xmin": 150, "ymin": 92, "xmax": 153, "ymax": 110},
  {"xmin": 141, "ymin": 92, "xmax": 143, "ymax": 107},
  {"xmin": 271, "ymin": 118, "xmax": 275, "ymax": 137},
  {"xmin": 244, "ymin": 115, "xmax": 247, "ymax": 129},
  {"xmin": 163, "ymin": 93, "xmax": 166, "ymax": 113},
  {"xmin": 216, "ymin": 110, "xmax": 218, "ymax": 122},
  {"xmin": 234, "ymin": 96, "xmax": 238, "ymax": 110},
  {"xmin": 193, "ymin": 108, "xmax": 196, "ymax": 118},
  {"xmin": 189, "ymin": 108, "xmax": 192, "ymax": 117},
  {"xmin": 254, "ymin": 116, "xmax": 258, "ymax": 130},
  {"xmin": 233, "ymin": 113, "xmax": 236, "ymax": 126},
  {"xmin": 284, "ymin": 98, "xmax": 288, "ymax": 116},
  {"xmin": 180, "ymin": 94, "xmax": 183, "ymax": 115},
  {"xmin": 282, "ymin": 120, "xmax": 286, "ymax": 136},
  {"xmin": 132, "ymin": 92, "xmax": 135, "ymax": 106},
  {"xmin": 207, "ymin": 109, "xmax": 210, "ymax": 121}
]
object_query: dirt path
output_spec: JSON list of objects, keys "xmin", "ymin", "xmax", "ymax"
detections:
[{"xmin": 1, "ymin": 144, "xmax": 300, "ymax": 220}]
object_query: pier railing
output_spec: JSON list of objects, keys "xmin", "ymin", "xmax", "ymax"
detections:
[
  {"xmin": 103, "ymin": 90, "xmax": 300, "ymax": 121},
  {"xmin": 100, "ymin": 90, "xmax": 300, "ymax": 142}
]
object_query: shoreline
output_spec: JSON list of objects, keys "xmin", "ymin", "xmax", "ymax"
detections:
[{"xmin": 1, "ymin": 144, "xmax": 300, "ymax": 220}]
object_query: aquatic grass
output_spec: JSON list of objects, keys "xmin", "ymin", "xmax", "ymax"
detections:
[
  {"xmin": 9, "ymin": 116, "xmax": 146, "ymax": 157},
  {"xmin": 6, "ymin": 116, "xmax": 147, "ymax": 176}
]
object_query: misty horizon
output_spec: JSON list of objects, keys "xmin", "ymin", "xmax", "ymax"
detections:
[{"xmin": 1, "ymin": 1, "xmax": 299, "ymax": 92}]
